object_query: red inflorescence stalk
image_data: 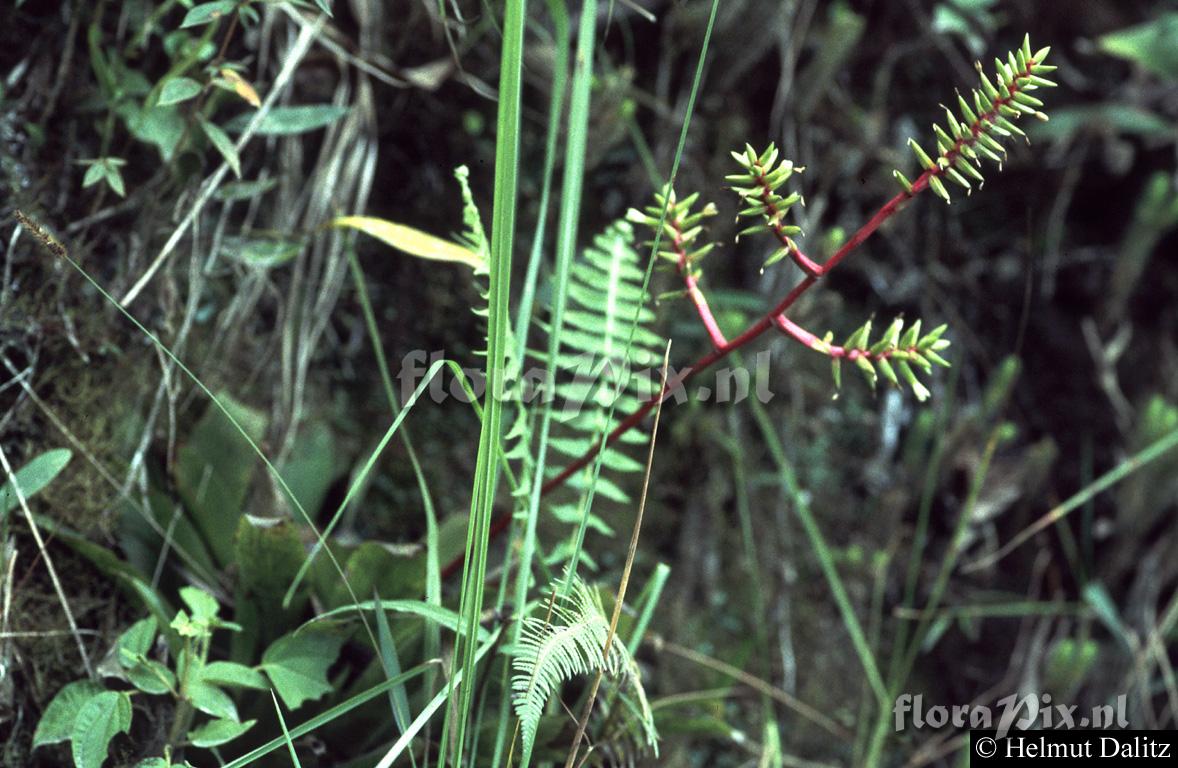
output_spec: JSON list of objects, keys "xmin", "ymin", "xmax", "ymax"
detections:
[{"xmin": 668, "ymin": 216, "xmax": 728, "ymax": 350}]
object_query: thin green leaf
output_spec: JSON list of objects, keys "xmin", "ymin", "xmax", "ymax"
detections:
[
  {"xmin": 1, "ymin": 448, "xmax": 71, "ymax": 517},
  {"xmin": 199, "ymin": 118, "xmax": 241, "ymax": 178}
]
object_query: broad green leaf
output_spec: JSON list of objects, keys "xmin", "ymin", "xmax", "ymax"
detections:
[
  {"xmin": 180, "ymin": 586, "xmax": 220, "ymax": 624},
  {"xmin": 200, "ymin": 661, "xmax": 269, "ymax": 690},
  {"xmin": 125, "ymin": 658, "xmax": 176, "ymax": 695},
  {"xmin": 1098, "ymin": 13, "xmax": 1178, "ymax": 81},
  {"xmin": 181, "ymin": 1, "xmax": 237, "ymax": 28},
  {"xmin": 1, "ymin": 448, "xmax": 71, "ymax": 517},
  {"xmin": 199, "ymin": 118, "xmax": 241, "ymax": 178},
  {"xmin": 1031, "ymin": 105, "xmax": 1178, "ymax": 143},
  {"xmin": 261, "ymin": 630, "xmax": 346, "ymax": 710},
  {"xmin": 219, "ymin": 664, "xmax": 434, "ymax": 768},
  {"xmin": 225, "ymin": 105, "xmax": 348, "ymax": 135},
  {"xmin": 175, "ymin": 395, "xmax": 268, "ymax": 566},
  {"xmin": 330, "ymin": 216, "xmax": 485, "ymax": 270},
  {"xmin": 187, "ymin": 717, "xmax": 256, "ymax": 747},
  {"xmin": 280, "ymin": 420, "xmax": 337, "ymax": 516},
  {"xmin": 158, "ymin": 77, "xmax": 202, "ymax": 106},
  {"xmin": 117, "ymin": 617, "xmax": 157, "ymax": 666},
  {"xmin": 234, "ymin": 516, "xmax": 304, "ymax": 599},
  {"xmin": 118, "ymin": 103, "xmax": 185, "ymax": 160},
  {"xmin": 32, "ymin": 680, "xmax": 105, "ymax": 748},
  {"xmin": 189, "ymin": 680, "xmax": 239, "ymax": 721},
  {"xmin": 70, "ymin": 691, "xmax": 132, "ymax": 768}
]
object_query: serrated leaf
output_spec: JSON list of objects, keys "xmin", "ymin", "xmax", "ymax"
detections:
[
  {"xmin": 32, "ymin": 680, "xmax": 105, "ymax": 748},
  {"xmin": 187, "ymin": 717, "xmax": 257, "ymax": 748},
  {"xmin": 158, "ymin": 77, "xmax": 202, "ymax": 106},
  {"xmin": 261, "ymin": 630, "xmax": 346, "ymax": 710},
  {"xmin": 70, "ymin": 691, "xmax": 132, "ymax": 768},
  {"xmin": 199, "ymin": 118, "xmax": 240, "ymax": 178},
  {"xmin": 125, "ymin": 658, "xmax": 177, "ymax": 695}
]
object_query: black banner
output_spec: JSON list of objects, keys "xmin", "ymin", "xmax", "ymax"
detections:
[{"xmin": 970, "ymin": 730, "xmax": 1177, "ymax": 764}]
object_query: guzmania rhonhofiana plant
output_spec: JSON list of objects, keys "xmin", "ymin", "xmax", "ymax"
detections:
[{"xmin": 476, "ymin": 34, "xmax": 1058, "ymax": 547}]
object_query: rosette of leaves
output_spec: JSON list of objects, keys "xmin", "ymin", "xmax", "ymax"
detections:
[{"xmin": 896, "ymin": 34, "xmax": 1057, "ymax": 203}]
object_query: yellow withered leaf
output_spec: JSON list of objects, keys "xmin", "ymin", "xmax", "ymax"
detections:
[
  {"xmin": 330, "ymin": 216, "xmax": 484, "ymax": 270},
  {"xmin": 220, "ymin": 68, "xmax": 261, "ymax": 108}
]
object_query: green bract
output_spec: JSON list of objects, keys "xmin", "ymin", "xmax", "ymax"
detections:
[{"xmin": 901, "ymin": 34, "xmax": 1057, "ymax": 203}]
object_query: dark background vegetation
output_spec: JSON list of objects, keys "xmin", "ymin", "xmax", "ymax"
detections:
[{"xmin": 2, "ymin": 0, "xmax": 1176, "ymax": 766}]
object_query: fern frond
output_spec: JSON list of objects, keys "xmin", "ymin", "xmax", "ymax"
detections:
[
  {"xmin": 541, "ymin": 221, "xmax": 662, "ymax": 508},
  {"xmin": 454, "ymin": 165, "xmax": 490, "ymax": 262},
  {"xmin": 511, "ymin": 576, "xmax": 657, "ymax": 761},
  {"xmin": 899, "ymin": 34, "xmax": 1056, "ymax": 203},
  {"xmin": 453, "ymin": 167, "xmax": 533, "ymax": 495}
]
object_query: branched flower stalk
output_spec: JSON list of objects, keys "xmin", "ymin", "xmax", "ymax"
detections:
[{"xmin": 470, "ymin": 36, "xmax": 1056, "ymax": 556}]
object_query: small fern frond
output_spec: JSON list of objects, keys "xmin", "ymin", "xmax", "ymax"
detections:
[
  {"xmin": 455, "ymin": 166, "xmax": 524, "ymax": 386},
  {"xmin": 511, "ymin": 576, "xmax": 656, "ymax": 762},
  {"xmin": 898, "ymin": 34, "xmax": 1056, "ymax": 204},
  {"xmin": 454, "ymin": 165, "xmax": 490, "ymax": 262}
]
